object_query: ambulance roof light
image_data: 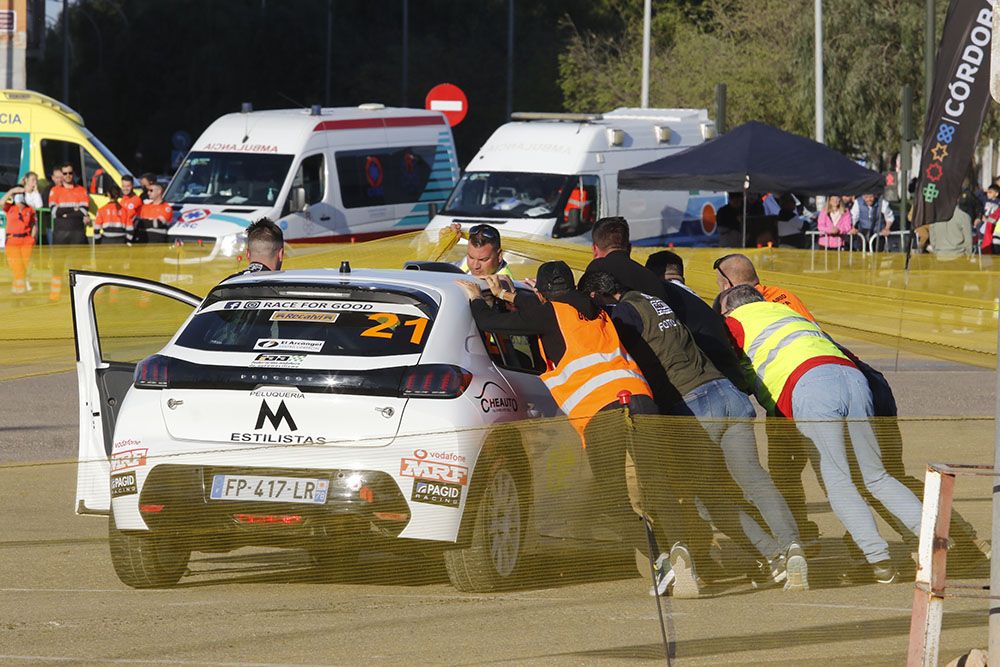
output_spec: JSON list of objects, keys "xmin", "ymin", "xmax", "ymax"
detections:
[
  {"xmin": 241, "ymin": 102, "xmax": 253, "ymax": 113},
  {"xmin": 310, "ymin": 104, "xmax": 323, "ymax": 116},
  {"xmin": 358, "ymin": 103, "xmax": 386, "ymax": 110}
]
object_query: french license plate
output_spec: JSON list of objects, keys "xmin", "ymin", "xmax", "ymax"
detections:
[{"xmin": 210, "ymin": 475, "xmax": 329, "ymax": 504}]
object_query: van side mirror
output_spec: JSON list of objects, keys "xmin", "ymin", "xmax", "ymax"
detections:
[{"xmin": 288, "ymin": 186, "xmax": 306, "ymax": 213}]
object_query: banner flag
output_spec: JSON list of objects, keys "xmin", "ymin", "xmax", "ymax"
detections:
[{"xmin": 914, "ymin": 0, "xmax": 994, "ymax": 226}]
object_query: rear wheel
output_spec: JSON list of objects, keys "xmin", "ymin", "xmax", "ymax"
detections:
[
  {"xmin": 108, "ymin": 513, "xmax": 190, "ymax": 589},
  {"xmin": 444, "ymin": 456, "xmax": 527, "ymax": 592}
]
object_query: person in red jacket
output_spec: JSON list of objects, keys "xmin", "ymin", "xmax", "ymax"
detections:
[
  {"xmin": 4, "ymin": 189, "xmax": 37, "ymax": 293},
  {"xmin": 47, "ymin": 162, "xmax": 91, "ymax": 245}
]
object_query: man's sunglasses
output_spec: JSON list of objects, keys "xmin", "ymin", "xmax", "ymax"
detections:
[
  {"xmin": 62, "ymin": 171, "xmax": 74, "ymax": 176},
  {"xmin": 713, "ymin": 254, "xmax": 736, "ymax": 288},
  {"xmin": 468, "ymin": 224, "xmax": 499, "ymax": 240}
]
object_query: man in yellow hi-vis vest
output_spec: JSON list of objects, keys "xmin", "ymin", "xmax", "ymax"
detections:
[
  {"xmin": 458, "ymin": 261, "xmax": 703, "ymax": 597},
  {"xmin": 719, "ymin": 284, "xmax": 922, "ymax": 585}
]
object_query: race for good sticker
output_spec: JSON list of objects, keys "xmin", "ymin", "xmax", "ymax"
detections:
[{"xmin": 254, "ymin": 338, "xmax": 324, "ymax": 353}]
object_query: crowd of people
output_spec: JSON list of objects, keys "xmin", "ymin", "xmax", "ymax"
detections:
[
  {"xmin": 2, "ymin": 169, "xmax": 173, "ymax": 295},
  {"xmin": 715, "ymin": 190, "xmax": 898, "ymax": 251},
  {"xmin": 448, "ymin": 218, "xmax": 990, "ymax": 598}
]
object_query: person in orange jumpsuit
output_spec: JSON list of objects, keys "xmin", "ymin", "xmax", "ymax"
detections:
[
  {"xmin": 4, "ymin": 190, "xmax": 37, "ymax": 293},
  {"xmin": 120, "ymin": 175, "xmax": 143, "ymax": 232}
]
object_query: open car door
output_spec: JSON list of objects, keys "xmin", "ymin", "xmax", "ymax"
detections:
[{"xmin": 71, "ymin": 270, "xmax": 201, "ymax": 515}]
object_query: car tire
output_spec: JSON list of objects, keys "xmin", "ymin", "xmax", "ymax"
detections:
[
  {"xmin": 108, "ymin": 513, "xmax": 190, "ymax": 589},
  {"xmin": 444, "ymin": 455, "xmax": 527, "ymax": 592}
]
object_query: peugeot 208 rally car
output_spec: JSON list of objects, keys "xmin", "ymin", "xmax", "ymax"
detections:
[{"xmin": 71, "ymin": 267, "xmax": 630, "ymax": 592}]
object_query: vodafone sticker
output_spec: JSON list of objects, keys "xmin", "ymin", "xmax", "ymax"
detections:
[{"xmin": 254, "ymin": 338, "xmax": 324, "ymax": 353}]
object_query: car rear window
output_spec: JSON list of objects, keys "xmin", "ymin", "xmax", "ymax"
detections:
[{"xmin": 176, "ymin": 298, "xmax": 433, "ymax": 357}]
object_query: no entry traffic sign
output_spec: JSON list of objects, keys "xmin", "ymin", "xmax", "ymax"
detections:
[{"xmin": 425, "ymin": 83, "xmax": 468, "ymax": 127}]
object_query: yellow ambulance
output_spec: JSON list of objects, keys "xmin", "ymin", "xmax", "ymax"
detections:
[{"xmin": 0, "ymin": 89, "xmax": 132, "ymax": 226}]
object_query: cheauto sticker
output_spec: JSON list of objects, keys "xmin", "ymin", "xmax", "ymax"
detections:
[
  {"xmin": 399, "ymin": 448, "xmax": 469, "ymax": 485},
  {"xmin": 254, "ymin": 338, "xmax": 324, "ymax": 353},
  {"xmin": 111, "ymin": 448, "xmax": 147, "ymax": 472},
  {"xmin": 475, "ymin": 381, "xmax": 518, "ymax": 414},
  {"xmin": 249, "ymin": 354, "xmax": 306, "ymax": 369}
]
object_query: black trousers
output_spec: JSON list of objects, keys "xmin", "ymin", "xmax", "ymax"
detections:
[{"xmin": 52, "ymin": 219, "xmax": 87, "ymax": 245}]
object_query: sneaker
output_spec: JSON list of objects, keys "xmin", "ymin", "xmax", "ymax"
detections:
[
  {"xmin": 648, "ymin": 552, "xmax": 675, "ymax": 597},
  {"xmin": 872, "ymin": 560, "xmax": 899, "ymax": 584},
  {"xmin": 750, "ymin": 554, "xmax": 787, "ymax": 589},
  {"xmin": 783, "ymin": 543, "xmax": 809, "ymax": 591},
  {"xmin": 669, "ymin": 543, "xmax": 701, "ymax": 599}
]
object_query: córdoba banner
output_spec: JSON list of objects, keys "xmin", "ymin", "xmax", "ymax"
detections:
[{"xmin": 913, "ymin": 0, "xmax": 994, "ymax": 226}]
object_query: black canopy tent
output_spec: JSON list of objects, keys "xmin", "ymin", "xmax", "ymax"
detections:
[{"xmin": 617, "ymin": 121, "xmax": 886, "ymax": 246}]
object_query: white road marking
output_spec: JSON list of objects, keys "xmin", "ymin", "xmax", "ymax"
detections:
[
  {"xmin": 0, "ymin": 588, "xmax": 168, "ymax": 593},
  {"xmin": 0, "ymin": 657, "xmax": 325, "ymax": 667}
]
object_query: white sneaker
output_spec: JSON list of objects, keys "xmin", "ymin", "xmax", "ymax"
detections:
[
  {"xmin": 648, "ymin": 552, "xmax": 675, "ymax": 596},
  {"xmin": 669, "ymin": 543, "xmax": 701, "ymax": 599}
]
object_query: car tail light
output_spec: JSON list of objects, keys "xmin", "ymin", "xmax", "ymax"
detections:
[
  {"xmin": 399, "ymin": 364, "xmax": 471, "ymax": 398},
  {"xmin": 134, "ymin": 355, "xmax": 172, "ymax": 389}
]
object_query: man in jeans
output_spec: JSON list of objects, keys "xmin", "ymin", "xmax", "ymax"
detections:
[
  {"xmin": 580, "ymin": 270, "xmax": 807, "ymax": 593},
  {"xmin": 719, "ymin": 284, "xmax": 922, "ymax": 583}
]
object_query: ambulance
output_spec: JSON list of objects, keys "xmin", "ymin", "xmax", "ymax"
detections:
[
  {"xmin": 0, "ymin": 89, "xmax": 131, "ymax": 208},
  {"xmin": 164, "ymin": 103, "xmax": 460, "ymax": 258},
  {"xmin": 424, "ymin": 108, "xmax": 726, "ymax": 246}
]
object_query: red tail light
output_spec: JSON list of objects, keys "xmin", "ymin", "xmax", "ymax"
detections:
[
  {"xmin": 399, "ymin": 364, "xmax": 471, "ymax": 398},
  {"xmin": 134, "ymin": 355, "xmax": 171, "ymax": 389}
]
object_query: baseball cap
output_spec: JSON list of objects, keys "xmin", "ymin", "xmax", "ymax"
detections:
[{"xmin": 535, "ymin": 261, "xmax": 574, "ymax": 294}]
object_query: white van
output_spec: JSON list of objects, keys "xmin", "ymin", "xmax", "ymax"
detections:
[
  {"xmin": 164, "ymin": 104, "xmax": 459, "ymax": 258},
  {"xmin": 425, "ymin": 108, "xmax": 726, "ymax": 247}
]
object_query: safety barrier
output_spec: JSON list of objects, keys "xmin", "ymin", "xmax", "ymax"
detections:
[{"xmin": 1, "ymin": 230, "xmax": 999, "ymax": 381}]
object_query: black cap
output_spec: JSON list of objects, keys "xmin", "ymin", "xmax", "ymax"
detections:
[{"xmin": 535, "ymin": 261, "xmax": 574, "ymax": 294}]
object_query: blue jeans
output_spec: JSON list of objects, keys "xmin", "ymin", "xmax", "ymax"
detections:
[
  {"xmin": 791, "ymin": 364, "xmax": 923, "ymax": 563},
  {"xmin": 676, "ymin": 378, "xmax": 800, "ymax": 553}
]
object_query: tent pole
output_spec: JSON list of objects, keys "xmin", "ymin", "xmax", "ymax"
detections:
[{"xmin": 741, "ymin": 175, "xmax": 749, "ymax": 247}]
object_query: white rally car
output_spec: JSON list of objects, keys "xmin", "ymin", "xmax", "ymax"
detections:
[{"xmin": 71, "ymin": 266, "xmax": 638, "ymax": 591}]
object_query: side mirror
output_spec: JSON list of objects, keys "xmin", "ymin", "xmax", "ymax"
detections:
[
  {"xmin": 427, "ymin": 202, "xmax": 439, "ymax": 221},
  {"xmin": 288, "ymin": 186, "xmax": 306, "ymax": 213}
]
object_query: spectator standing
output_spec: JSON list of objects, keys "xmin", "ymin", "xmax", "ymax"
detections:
[
  {"xmin": 776, "ymin": 193, "xmax": 807, "ymax": 248},
  {"xmin": 715, "ymin": 191, "xmax": 746, "ymax": 248},
  {"xmin": 21, "ymin": 172, "xmax": 43, "ymax": 210},
  {"xmin": 41, "ymin": 166, "xmax": 63, "ymax": 207},
  {"xmin": 928, "ymin": 203, "xmax": 973, "ymax": 257},
  {"xmin": 851, "ymin": 194, "xmax": 895, "ymax": 252},
  {"xmin": 48, "ymin": 162, "xmax": 91, "ymax": 245},
  {"xmin": 816, "ymin": 195, "xmax": 853, "ymax": 249},
  {"xmin": 3, "ymin": 189, "xmax": 36, "ymax": 293},
  {"xmin": 137, "ymin": 183, "xmax": 174, "ymax": 243},
  {"xmin": 139, "ymin": 172, "xmax": 158, "ymax": 203}
]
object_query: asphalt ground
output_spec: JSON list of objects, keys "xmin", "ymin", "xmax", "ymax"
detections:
[{"xmin": 0, "ymin": 334, "xmax": 996, "ymax": 665}]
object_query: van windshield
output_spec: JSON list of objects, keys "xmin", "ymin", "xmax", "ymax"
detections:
[
  {"xmin": 85, "ymin": 132, "xmax": 131, "ymax": 177},
  {"xmin": 165, "ymin": 151, "xmax": 294, "ymax": 206},
  {"xmin": 442, "ymin": 171, "xmax": 574, "ymax": 219}
]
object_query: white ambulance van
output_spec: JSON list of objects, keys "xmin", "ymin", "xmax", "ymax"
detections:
[
  {"xmin": 424, "ymin": 108, "xmax": 726, "ymax": 247},
  {"xmin": 164, "ymin": 104, "xmax": 459, "ymax": 257}
]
